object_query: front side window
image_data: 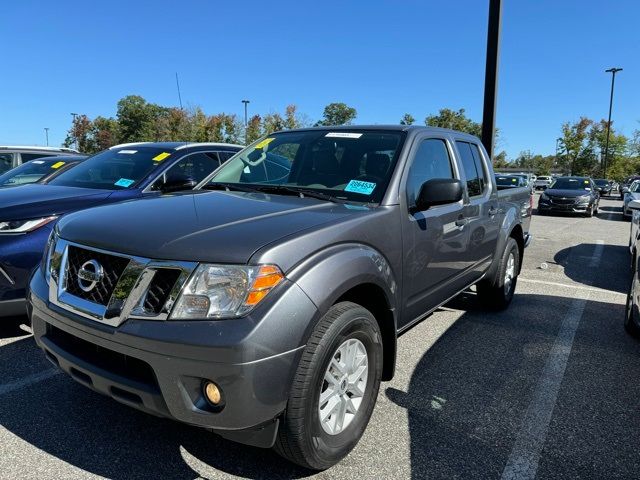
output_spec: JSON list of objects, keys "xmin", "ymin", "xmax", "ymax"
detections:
[
  {"xmin": 203, "ymin": 130, "xmax": 406, "ymax": 203},
  {"xmin": 456, "ymin": 141, "xmax": 487, "ymax": 197},
  {"xmin": 0, "ymin": 158, "xmax": 68, "ymax": 186},
  {"xmin": 406, "ymin": 139, "xmax": 453, "ymax": 206},
  {"xmin": 48, "ymin": 147, "xmax": 172, "ymax": 190}
]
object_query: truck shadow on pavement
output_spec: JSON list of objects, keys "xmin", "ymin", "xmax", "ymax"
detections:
[
  {"xmin": 554, "ymin": 243, "xmax": 630, "ymax": 293},
  {"xmin": 387, "ymin": 291, "xmax": 640, "ymax": 479}
]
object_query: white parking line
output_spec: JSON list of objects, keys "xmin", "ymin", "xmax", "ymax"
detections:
[
  {"xmin": 501, "ymin": 240, "xmax": 604, "ymax": 480},
  {"xmin": 0, "ymin": 369, "xmax": 61, "ymax": 397},
  {"xmin": 518, "ymin": 277, "xmax": 625, "ymax": 298}
]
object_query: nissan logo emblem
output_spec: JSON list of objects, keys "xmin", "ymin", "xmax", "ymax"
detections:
[{"xmin": 77, "ymin": 259, "xmax": 104, "ymax": 292}]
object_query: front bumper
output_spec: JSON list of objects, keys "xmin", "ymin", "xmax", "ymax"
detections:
[
  {"xmin": 538, "ymin": 201, "xmax": 590, "ymax": 214},
  {"xmin": 29, "ymin": 269, "xmax": 317, "ymax": 447}
]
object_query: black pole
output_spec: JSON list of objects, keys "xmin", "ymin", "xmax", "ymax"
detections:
[
  {"xmin": 603, "ymin": 67, "xmax": 622, "ymax": 179},
  {"xmin": 481, "ymin": 0, "xmax": 502, "ymax": 160},
  {"xmin": 242, "ymin": 100, "xmax": 250, "ymax": 145}
]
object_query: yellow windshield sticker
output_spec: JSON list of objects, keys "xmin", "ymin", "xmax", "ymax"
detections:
[
  {"xmin": 153, "ymin": 152, "xmax": 171, "ymax": 162},
  {"xmin": 51, "ymin": 161, "xmax": 65, "ymax": 169},
  {"xmin": 254, "ymin": 138, "xmax": 275, "ymax": 149},
  {"xmin": 512, "ymin": 178, "xmax": 517, "ymax": 182},
  {"xmin": 584, "ymin": 180, "xmax": 589, "ymax": 184}
]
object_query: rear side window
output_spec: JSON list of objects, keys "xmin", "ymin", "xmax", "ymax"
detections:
[
  {"xmin": 456, "ymin": 141, "xmax": 487, "ymax": 197},
  {"xmin": 20, "ymin": 153, "xmax": 56, "ymax": 163},
  {"xmin": 406, "ymin": 138, "xmax": 454, "ymax": 206},
  {"xmin": 0, "ymin": 153, "xmax": 13, "ymax": 173}
]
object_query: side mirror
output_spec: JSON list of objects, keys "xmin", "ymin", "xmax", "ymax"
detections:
[
  {"xmin": 629, "ymin": 200, "xmax": 640, "ymax": 211},
  {"xmin": 413, "ymin": 178, "xmax": 463, "ymax": 212},
  {"xmin": 161, "ymin": 173, "xmax": 197, "ymax": 193}
]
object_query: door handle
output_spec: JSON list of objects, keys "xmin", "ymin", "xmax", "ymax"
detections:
[
  {"xmin": 488, "ymin": 206, "xmax": 498, "ymax": 216},
  {"xmin": 455, "ymin": 217, "xmax": 468, "ymax": 227}
]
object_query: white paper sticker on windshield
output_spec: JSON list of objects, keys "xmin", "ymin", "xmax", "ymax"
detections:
[
  {"xmin": 118, "ymin": 149, "xmax": 137, "ymax": 154},
  {"xmin": 32, "ymin": 161, "xmax": 45, "ymax": 164},
  {"xmin": 325, "ymin": 132, "xmax": 363, "ymax": 139}
]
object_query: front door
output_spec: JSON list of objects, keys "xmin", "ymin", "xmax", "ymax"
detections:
[{"xmin": 400, "ymin": 136, "xmax": 468, "ymax": 328}]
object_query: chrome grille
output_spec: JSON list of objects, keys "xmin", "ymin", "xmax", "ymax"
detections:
[
  {"xmin": 548, "ymin": 196, "xmax": 577, "ymax": 205},
  {"xmin": 48, "ymin": 237, "xmax": 197, "ymax": 327},
  {"xmin": 64, "ymin": 246, "xmax": 130, "ymax": 306}
]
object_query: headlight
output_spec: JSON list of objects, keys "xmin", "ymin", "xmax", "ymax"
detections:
[
  {"xmin": 0, "ymin": 216, "xmax": 57, "ymax": 234},
  {"xmin": 42, "ymin": 229, "xmax": 58, "ymax": 284},
  {"xmin": 170, "ymin": 264, "xmax": 284, "ymax": 319},
  {"xmin": 577, "ymin": 194, "xmax": 591, "ymax": 203}
]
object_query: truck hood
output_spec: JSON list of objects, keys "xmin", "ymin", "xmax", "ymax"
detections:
[
  {"xmin": 57, "ymin": 191, "xmax": 360, "ymax": 264},
  {"xmin": 0, "ymin": 184, "xmax": 114, "ymax": 221}
]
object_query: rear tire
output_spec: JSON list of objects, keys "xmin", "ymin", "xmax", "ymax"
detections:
[
  {"xmin": 274, "ymin": 302, "xmax": 383, "ymax": 470},
  {"xmin": 477, "ymin": 237, "xmax": 520, "ymax": 310}
]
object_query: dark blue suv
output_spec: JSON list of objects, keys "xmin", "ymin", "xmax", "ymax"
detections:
[{"xmin": 0, "ymin": 141, "xmax": 241, "ymax": 317}]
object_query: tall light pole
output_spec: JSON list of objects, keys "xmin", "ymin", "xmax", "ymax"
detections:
[
  {"xmin": 70, "ymin": 112, "xmax": 79, "ymax": 150},
  {"xmin": 481, "ymin": 0, "xmax": 502, "ymax": 160},
  {"xmin": 44, "ymin": 127, "xmax": 50, "ymax": 146},
  {"xmin": 603, "ymin": 67, "xmax": 622, "ymax": 179},
  {"xmin": 555, "ymin": 137, "xmax": 561, "ymax": 170},
  {"xmin": 241, "ymin": 100, "xmax": 250, "ymax": 145}
]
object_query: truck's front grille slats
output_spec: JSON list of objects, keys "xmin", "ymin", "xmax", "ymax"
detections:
[{"xmin": 143, "ymin": 269, "xmax": 181, "ymax": 314}]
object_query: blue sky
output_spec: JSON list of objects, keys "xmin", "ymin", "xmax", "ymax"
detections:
[{"xmin": 2, "ymin": 0, "xmax": 638, "ymax": 158}]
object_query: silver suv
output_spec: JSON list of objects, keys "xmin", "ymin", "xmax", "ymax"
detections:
[{"xmin": 0, "ymin": 145, "xmax": 80, "ymax": 174}]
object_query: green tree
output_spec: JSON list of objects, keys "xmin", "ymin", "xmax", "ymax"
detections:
[
  {"xmin": 63, "ymin": 114, "xmax": 94, "ymax": 153},
  {"xmin": 116, "ymin": 95, "xmax": 167, "ymax": 142},
  {"xmin": 316, "ymin": 102, "xmax": 357, "ymax": 126},
  {"xmin": 425, "ymin": 108, "xmax": 482, "ymax": 137},
  {"xmin": 91, "ymin": 116, "xmax": 119, "ymax": 151},
  {"xmin": 245, "ymin": 115, "xmax": 262, "ymax": 144},
  {"xmin": 558, "ymin": 117, "xmax": 596, "ymax": 175},
  {"xmin": 400, "ymin": 113, "xmax": 415, "ymax": 125},
  {"xmin": 492, "ymin": 150, "xmax": 510, "ymax": 169}
]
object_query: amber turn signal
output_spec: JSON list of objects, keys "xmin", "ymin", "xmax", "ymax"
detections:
[{"xmin": 243, "ymin": 265, "xmax": 284, "ymax": 307}]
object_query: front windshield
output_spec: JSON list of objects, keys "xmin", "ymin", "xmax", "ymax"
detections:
[
  {"xmin": 550, "ymin": 178, "xmax": 591, "ymax": 190},
  {"xmin": 48, "ymin": 147, "xmax": 171, "ymax": 190},
  {"xmin": 201, "ymin": 130, "xmax": 406, "ymax": 203},
  {"xmin": 594, "ymin": 179, "xmax": 608, "ymax": 186},
  {"xmin": 0, "ymin": 158, "xmax": 69, "ymax": 186},
  {"xmin": 630, "ymin": 181, "xmax": 640, "ymax": 193}
]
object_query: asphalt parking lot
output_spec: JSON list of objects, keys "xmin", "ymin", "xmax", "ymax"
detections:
[{"xmin": 1, "ymin": 194, "xmax": 639, "ymax": 480}]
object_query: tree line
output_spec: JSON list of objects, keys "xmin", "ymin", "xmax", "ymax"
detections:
[{"xmin": 64, "ymin": 97, "xmax": 639, "ymax": 180}]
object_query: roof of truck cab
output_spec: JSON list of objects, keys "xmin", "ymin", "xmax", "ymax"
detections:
[{"xmin": 272, "ymin": 124, "xmax": 481, "ymax": 139}]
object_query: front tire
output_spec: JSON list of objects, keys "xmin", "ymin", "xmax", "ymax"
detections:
[
  {"xmin": 274, "ymin": 302, "xmax": 383, "ymax": 470},
  {"xmin": 477, "ymin": 237, "xmax": 520, "ymax": 310}
]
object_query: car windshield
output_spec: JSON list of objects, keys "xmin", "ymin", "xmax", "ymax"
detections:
[
  {"xmin": 0, "ymin": 158, "xmax": 72, "ymax": 186},
  {"xmin": 48, "ymin": 147, "xmax": 171, "ymax": 190},
  {"xmin": 201, "ymin": 129, "xmax": 406, "ymax": 203},
  {"xmin": 495, "ymin": 176, "xmax": 520, "ymax": 186},
  {"xmin": 550, "ymin": 178, "xmax": 591, "ymax": 190},
  {"xmin": 630, "ymin": 181, "xmax": 640, "ymax": 193},
  {"xmin": 594, "ymin": 179, "xmax": 608, "ymax": 186}
]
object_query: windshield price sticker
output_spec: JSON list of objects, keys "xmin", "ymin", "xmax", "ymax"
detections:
[
  {"xmin": 345, "ymin": 179, "xmax": 376, "ymax": 195},
  {"xmin": 325, "ymin": 132, "xmax": 363, "ymax": 139},
  {"xmin": 153, "ymin": 152, "xmax": 171, "ymax": 162},
  {"xmin": 33, "ymin": 160, "xmax": 45, "ymax": 164},
  {"xmin": 118, "ymin": 150, "xmax": 137, "ymax": 154},
  {"xmin": 512, "ymin": 178, "xmax": 517, "ymax": 182},
  {"xmin": 51, "ymin": 161, "xmax": 65, "ymax": 169},
  {"xmin": 254, "ymin": 138, "xmax": 275, "ymax": 149},
  {"xmin": 114, "ymin": 178, "xmax": 135, "ymax": 187}
]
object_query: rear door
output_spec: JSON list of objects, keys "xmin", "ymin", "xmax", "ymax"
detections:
[
  {"xmin": 0, "ymin": 153, "xmax": 14, "ymax": 174},
  {"xmin": 454, "ymin": 140, "xmax": 500, "ymax": 278},
  {"xmin": 399, "ymin": 135, "xmax": 469, "ymax": 327}
]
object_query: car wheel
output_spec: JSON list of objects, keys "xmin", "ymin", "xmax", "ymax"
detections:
[
  {"xmin": 274, "ymin": 301, "xmax": 383, "ymax": 470},
  {"xmin": 625, "ymin": 264, "xmax": 640, "ymax": 338},
  {"xmin": 477, "ymin": 237, "xmax": 520, "ymax": 310}
]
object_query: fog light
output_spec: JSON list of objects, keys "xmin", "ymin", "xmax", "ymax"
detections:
[{"xmin": 203, "ymin": 381, "xmax": 222, "ymax": 405}]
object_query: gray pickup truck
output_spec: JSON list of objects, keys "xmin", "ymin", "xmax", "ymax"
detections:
[{"xmin": 29, "ymin": 126, "xmax": 531, "ymax": 470}]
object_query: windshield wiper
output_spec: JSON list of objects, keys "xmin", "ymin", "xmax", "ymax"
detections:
[
  {"xmin": 204, "ymin": 182, "xmax": 261, "ymax": 193},
  {"xmin": 251, "ymin": 185, "xmax": 342, "ymax": 203}
]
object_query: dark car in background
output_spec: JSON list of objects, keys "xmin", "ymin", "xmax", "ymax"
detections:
[
  {"xmin": 538, "ymin": 176, "xmax": 599, "ymax": 217},
  {"xmin": 495, "ymin": 174, "xmax": 528, "ymax": 190},
  {"xmin": 0, "ymin": 155, "xmax": 88, "ymax": 187},
  {"xmin": 0, "ymin": 145, "xmax": 80, "ymax": 175},
  {"xmin": 0, "ymin": 141, "xmax": 241, "ymax": 317},
  {"xmin": 593, "ymin": 178, "xmax": 612, "ymax": 196}
]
